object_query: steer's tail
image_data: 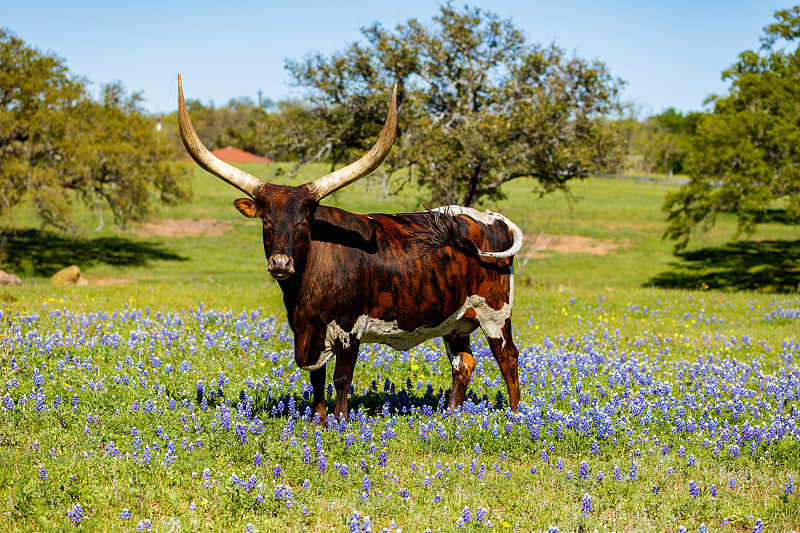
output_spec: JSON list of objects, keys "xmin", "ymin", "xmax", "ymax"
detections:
[{"xmin": 422, "ymin": 205, "xmax": 523, "ymax": 259}]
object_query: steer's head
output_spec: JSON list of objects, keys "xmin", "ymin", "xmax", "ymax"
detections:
[{"xmin": 177, "ymin": 75, "xmax": 396, "ymax": 281}]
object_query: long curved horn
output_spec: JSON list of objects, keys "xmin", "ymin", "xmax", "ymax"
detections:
[
  {"xmin": 178, "ymin": 75, "xmax": 264, "ymax": 198},
  {"xmin": 306, "ymin": 85, "xmax": 397, "ymax": 201}
]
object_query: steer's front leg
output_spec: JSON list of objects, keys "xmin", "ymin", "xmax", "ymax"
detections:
[
  {"xmin": 332, "ymin": 343, "xmax": 359, "ymax": 421},
  {"xmin": 294, "ymin": 328, "xmax": 329, "ymax": 425},
  {"xmin": 309, "ymin": 366, "xmax": 328, "ymax": 426}
]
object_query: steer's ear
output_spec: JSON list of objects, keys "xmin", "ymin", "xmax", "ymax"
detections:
[{"xmin": 233, "ymin": 198, "xmax": 260, "ymax": 218}]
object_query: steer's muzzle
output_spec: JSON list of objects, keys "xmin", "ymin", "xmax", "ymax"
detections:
[{"xmin": 268, "ymin": 254, "xmax": 294, "ymax": 280}]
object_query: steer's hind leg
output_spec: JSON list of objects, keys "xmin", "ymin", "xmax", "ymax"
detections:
[
  {"xmin": 443, "ymin": 333, "xmax": 476, "ymax": 410},
  {"xmin": 483, "ymin": 319, "xmax": 520, "ymax": 412}
]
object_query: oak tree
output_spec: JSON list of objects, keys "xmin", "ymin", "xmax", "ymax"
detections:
[
  {"xmin": 0, "ymin": 29, "xmax": 188, "ymax": 238},
  {"xmin": 664, "ymin": 6, "xmax": 800, "ymax": 248},
  {"xmin": 286, "ymin": 4, "xmax": 625, "ymax": 207}
]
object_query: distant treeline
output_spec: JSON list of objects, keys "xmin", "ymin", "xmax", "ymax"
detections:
[{"xmin": 161, "ymin": 99, "xmax": 703, "ymax": 178}]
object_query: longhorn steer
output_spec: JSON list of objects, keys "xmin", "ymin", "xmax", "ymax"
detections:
[{"xmin": 178, "ymin": 76, "xmax": 523, "ymax": 424}]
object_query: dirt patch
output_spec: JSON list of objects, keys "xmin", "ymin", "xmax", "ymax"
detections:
[
  {"xmin": 522, "ymin": 233, "xmax": 630, "ymax": 258},
  {"xmin": 90, "ymin": 277, "xmax": 131, "ymax": 286},
  {"xmin": 125, "ymin": 218, "xmax": 232, "ymax": 238}
]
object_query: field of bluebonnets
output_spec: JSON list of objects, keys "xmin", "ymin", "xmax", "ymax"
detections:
[{"xmin": 1, "ymin": 166, "xmax": 799, "ymax": 532}]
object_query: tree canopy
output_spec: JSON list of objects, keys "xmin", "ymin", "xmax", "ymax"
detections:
[
  {"xmin": 663, "ymin": 6, "xmax": 800, "ymax": 249},
  {"xmin": 0, "ymin": 28, "xmax": 188, "ymax": 238},
  {"xmin": 286, "ymin": 3, "xmax": 625, "ymax": 207}
]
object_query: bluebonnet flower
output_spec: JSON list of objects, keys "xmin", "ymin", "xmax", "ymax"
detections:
[
  {"xmin": 274, "ymin": 484, "xmax": 293, "ymax": 502},
  {"xmin": 301, "ymin": 443, "xmax": 312, "ymax": 464},
  {"xmin": 121, "ymin": 508, "xmax": 131, "ymax": 520},
  {"xmin": 38, "ymin": 466, "xmax": 47, "ymax": 481},
  {"xmin": 136, "ymin": 519, "xmax": 152, "ymax": 530},
  {"xmin": 710, "ymin": 485, "xmax": 717, "ymax": 498},
  {"xmin": 785, "ymin": 475, "xmax": 794, "ymax": 495},
  {"xmin": 629, "ymin": 462, "xmax": 637, "ymax": 481},
  {"xmin": 580, "ymin": 493, "xmax": 592, "ymax": 517},
  {"xmin": 66, "ymin": 503, "xmax": 83, "ymax": 524},
  {"xmin": 752, "ymin": 518, "xmax": 763, "ymax": 533},
  {"xmin": 689, "ymin": 480, "xmax": 700, "ymax": 499},
  {"xmin": 728, "ymin": 444, "xmax": 740, "ymax": 459},
  {"xmin": 579, "ymin": 460, "xmax": 589, "ymax": 479},
  {"xmin": 613, "ymin": 465, "xmax": 622, "ymax": 482},
  {"xmin": 141, "ymin": 445, "xmax": 152, "ymax": 465}
]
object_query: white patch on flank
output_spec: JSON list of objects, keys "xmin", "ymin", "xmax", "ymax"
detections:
[
  {"xmin": 451, "ymin": 354, "xmax": 462, "ymax": 371},
  {"xmin": 300, "ymin": 294, "xmax": 513, "ymax": 372},
  {"xmin": 431, "ymin": 205, "xmax": 523, "ymax": 258}
]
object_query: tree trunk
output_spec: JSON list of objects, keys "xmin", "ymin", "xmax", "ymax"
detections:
[{"xmin": 461, "ymin": 164, "xmax": 483, "ymax": 207}]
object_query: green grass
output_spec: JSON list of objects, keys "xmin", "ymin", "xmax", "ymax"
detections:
[{"xmin": 1, "ymin": 164, "xmax": 799, "ymax": 532}]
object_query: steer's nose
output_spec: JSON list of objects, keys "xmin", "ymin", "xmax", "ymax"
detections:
[{"xmin": 268, "ymin": 254, "xmax": 294, "ymax": 279}]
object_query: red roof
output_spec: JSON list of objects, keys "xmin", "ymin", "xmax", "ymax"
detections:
[{"xmin": 185, "ymin": 146, "xmax": 272, "ymax": 163}]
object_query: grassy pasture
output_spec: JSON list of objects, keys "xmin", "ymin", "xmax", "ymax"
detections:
[{"xmin": 1, "ymin": 165, "xmax": 799, "ymax": 532}]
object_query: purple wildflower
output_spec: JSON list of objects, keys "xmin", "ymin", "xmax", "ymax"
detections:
[
  {"xmin": 689, "ymin": 480, "xmax": 700, "ymax": 499},
  {"xmin": 579, "ymin": 460, "xmax": 589, "ymax": 479},
  {"xmin": 66, "ymin": 503, "xmax": 83, "ymax": 524},
  {"xmin": 581, "ymin": 493, "xmax": 592, "ymax": 517}
]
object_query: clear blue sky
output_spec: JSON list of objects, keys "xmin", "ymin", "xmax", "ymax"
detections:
[{"xmin": 1, "ymin": 0, "xmax": 784, "ymax": 117}]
